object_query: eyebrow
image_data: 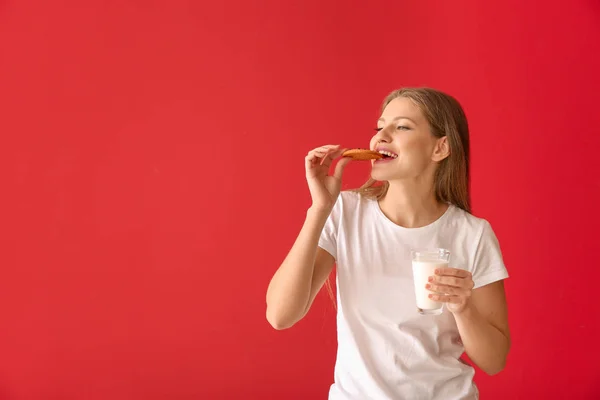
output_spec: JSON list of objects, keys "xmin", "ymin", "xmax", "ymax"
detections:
[{"xmin": 377, "ymin": 116, "xmax": 417, "ymax": 124}]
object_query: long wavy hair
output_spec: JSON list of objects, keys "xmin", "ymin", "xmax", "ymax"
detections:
[{"xmin": 356, "ymin": 87, "xmax": 471, "ymax": 212}]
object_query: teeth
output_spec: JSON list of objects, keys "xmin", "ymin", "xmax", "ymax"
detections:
[{"xmin": 378, "ymin": 150, "xmax": 397, "ymax": 158}]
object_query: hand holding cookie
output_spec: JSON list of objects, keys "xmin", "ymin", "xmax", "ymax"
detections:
[{"xmin": 304, "ymin": 144, "xmax": 351, "ymax": 211}]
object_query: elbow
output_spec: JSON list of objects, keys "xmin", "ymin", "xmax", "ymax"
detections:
[
  {"xmin": 482, "ymin": 361, "xmax": 506, "ymax": 376},
  {"xmin": 482, "ymin": 336, "xmax": 511, "ymax": 376},
  {"xmin": 481, "ymin": 352, "xmax": 509, "ymax": 376},
  {"xmin": 266, "ymin": 307, "xmax": 296, "ymax": 330},
  {"xmin": 268, "ymin": 320, "xmax": 293, "ymax": 331}
]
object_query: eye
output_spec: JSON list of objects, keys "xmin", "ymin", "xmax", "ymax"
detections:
[
  {"xmin": 374, "ymin": 127, "xmax": 383, "ymax": 132},
  {"xmin": 397, "ymin": 125, "xmax": 410, "ymax": 131}
]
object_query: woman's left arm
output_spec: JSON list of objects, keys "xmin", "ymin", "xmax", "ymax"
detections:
[
  {"xmin": 452, "ymin": 280, "xmax": 510, "ymax": 375},
  {"xmin": 427, "ymin": 270, "xmax": 510, "ymax": 375}
]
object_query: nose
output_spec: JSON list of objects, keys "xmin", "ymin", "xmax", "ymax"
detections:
[
  {"xmin": 371, "ymin": 132, "xmax": 389, "ymax": 150},
  {"xmin": 373, "ymin": 125, "xmax": 393, "ymax": 143}
]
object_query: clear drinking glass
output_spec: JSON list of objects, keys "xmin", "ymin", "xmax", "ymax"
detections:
[{"xmin": 411, "ymin": 248, "xmax": 451, "ymax": 315}]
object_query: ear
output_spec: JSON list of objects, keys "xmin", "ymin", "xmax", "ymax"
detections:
[{"xmin": 432, "ymin": 136, "xmax": 450, "ymax": 162}]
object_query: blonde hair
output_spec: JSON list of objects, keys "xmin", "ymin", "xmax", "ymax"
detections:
[{"xmin": 324, "ymin": 87, "xmax": 472, "ymax": 309}]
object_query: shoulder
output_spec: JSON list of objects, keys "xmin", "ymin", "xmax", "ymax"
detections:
[
  {"xmin": 337, "ymin": 190, "xmax": 374, "ymax": 212},
  {"xmin": 446, "ymin": 205, "xmax": 496, "ymax": 239},
  {"xmin": 328, "ymin": 190, "xmax": 374, "ymax": 221},
  {"xmin": 447, "ymin": 206, "xmax": 506, "ymax": 275},
  {"xmin": 338, "ymin": 189, "xmax": 364, "ymax": 205}
]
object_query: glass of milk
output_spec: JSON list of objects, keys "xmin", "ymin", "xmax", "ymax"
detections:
[{"xmin": 411, "ymin": 248, "xmax": 451, "ymax": 315}]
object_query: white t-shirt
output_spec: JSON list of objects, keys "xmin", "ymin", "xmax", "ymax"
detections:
[{"xmin": 318, "ymin": 191, "xmax": 509, "ymax": 400}]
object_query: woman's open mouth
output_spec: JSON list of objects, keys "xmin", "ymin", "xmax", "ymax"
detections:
[{"xmin": 374, "ymin": 149, "xmax": 398, "ymax": 163}]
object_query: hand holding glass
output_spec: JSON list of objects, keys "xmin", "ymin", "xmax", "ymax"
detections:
[{"xmin": 411, "ymin": 248, "xmax": 450, "ymax": 315}]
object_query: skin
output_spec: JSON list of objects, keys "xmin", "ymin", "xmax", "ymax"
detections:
[{"xmin": 266, "ymin": 97, "xmax": 510, "ymax": 376}]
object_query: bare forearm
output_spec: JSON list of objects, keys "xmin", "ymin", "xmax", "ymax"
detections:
[
  {"xmin": 454, "ymin": 305, "xmax": 510, "ymax": 375},
  {"xmin": 266, "ymin": 207, "xmax": 330, "ymax": 328}
]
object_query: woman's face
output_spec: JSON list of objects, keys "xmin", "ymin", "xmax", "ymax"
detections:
[{"xmin": 369, "ymin": 97, "xmax": 448, "ymax": 182}]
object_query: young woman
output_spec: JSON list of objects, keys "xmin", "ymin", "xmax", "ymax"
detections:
[{"xmin": 266, "ymin": 87, "xmax": 510, "ymax": 399}]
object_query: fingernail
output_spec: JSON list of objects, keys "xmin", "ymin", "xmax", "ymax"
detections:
[
  {"xmin": 428, "ymin": 276, "xmax": 433, "ymax": 282},
  {"xmin": 434, "ymin": 269, "xmax": 440, "ymax": 274},
  {"xmin": 425, "ymin": 284, "xmax": 431, "ymax": 289}
]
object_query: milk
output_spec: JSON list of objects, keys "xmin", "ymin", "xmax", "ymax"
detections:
[{"xmin": 411, "ymin": 259, "xmax": 449, "ymax": 314}]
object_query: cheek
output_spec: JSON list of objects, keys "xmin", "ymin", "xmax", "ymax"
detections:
[
  {"xmin": 397, "ymin": 136, "xmax": 418, "ymax": 153},
  {"xmin": 400, "ymin": 138, "xmax": 432, "ymax": 164},
  {"xmin": 369, "ymin": 136, "xmax": 378, "ymax": 149}
]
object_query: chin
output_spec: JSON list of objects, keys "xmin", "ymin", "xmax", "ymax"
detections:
[
  {"xmin": 370, "ymin": 166, "xmax": 409, "ymax": 182},
  {"xmin": 370, "ymin": 170, "xmax": 393, "ymax": 181}
]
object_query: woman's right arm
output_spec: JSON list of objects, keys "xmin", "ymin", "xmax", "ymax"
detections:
[
  {"xmin": 265, "ymin": 206, "xmax": 335, "ymax": 330},
  {"xmin": 265, "ymin": 144, "xmax": 350, "ymax": 330}
]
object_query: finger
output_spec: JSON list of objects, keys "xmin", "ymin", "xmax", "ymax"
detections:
[
  {"xmin": 333, "ymin": 156, "xmax": 352, "ymax": 179},
  {"xmin": 328, "ymin": 147, "xmax": 347, "ymax": 159},
  {"xmin": 319, "ymin": 151, "xmax": 338, "ymax": 167},
  {"xmin": 318, "ymin": 146, "xmax": 346, "ymax": 166},
  {"xmin": 319, "ymin": 144, "xmax": 341, "ymax": 150},
  {"xmin": 435, "ymin": 268, "xmax": 471, "ymax": 279},
  {"xmin": 305, "ymin": 150, "xmax": 328, "ymax": 165},
  {"xmin": 429, "ymin": 275, "xmax": 473, "ymax": 289},
  {"xmin": 305, "ymin": 152, "xmax": 325, "ymax": 170},
  {"xmin": 428, "ymin": 294, "xmax": 464, "ymax": 304},
  {"xmin": 306, "ymin": 149, "xmax": 327, "ymax": 158},
  {"xmin": 314, "ymin": 144, "xmax": 341, "ymax": 156},
  {"xmin": 307, "ymin": 146, "xmax": 335, "ymax": 157},
  {"xmin": 312, "ymin": 150, "xmax": 328, "ymax": 158},
  {"xmin": 319, "ymin": 149, "xmax": 333, "ymax": 165},
  {"xmin": 305, "ymin": 153, "xmax": 318, "ymax": 167},
  {"xmin": 426, "ymin": 283, "xmax": 471, "ymax": 297}
]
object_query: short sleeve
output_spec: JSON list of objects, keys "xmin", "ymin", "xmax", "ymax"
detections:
[
  {"xmin": 471, "ymin": 220, "xmax": 509, "ymax": 289},
  {"xmin": 318, "ymin": 194, "xmax": 343, "ymax": 260}
]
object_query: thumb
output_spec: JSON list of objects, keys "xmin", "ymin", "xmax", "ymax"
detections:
[{"xmin": 333, "ymin": 156, "xmax": 352, "ymax": 180}]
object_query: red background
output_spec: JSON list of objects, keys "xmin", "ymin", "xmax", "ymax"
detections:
[{"xmin": 1, "ymin": 1, "xmax": 599, "ymax": 399}]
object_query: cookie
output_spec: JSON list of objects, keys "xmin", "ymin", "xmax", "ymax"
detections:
[{"xmin": 342, "ymin": 148, "xmax": 383, "ymax": 160}]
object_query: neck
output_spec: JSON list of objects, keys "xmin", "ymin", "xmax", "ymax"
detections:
[{"xmin": 378, "ymin": 178, "xmax": 448, "ymax": 228}]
